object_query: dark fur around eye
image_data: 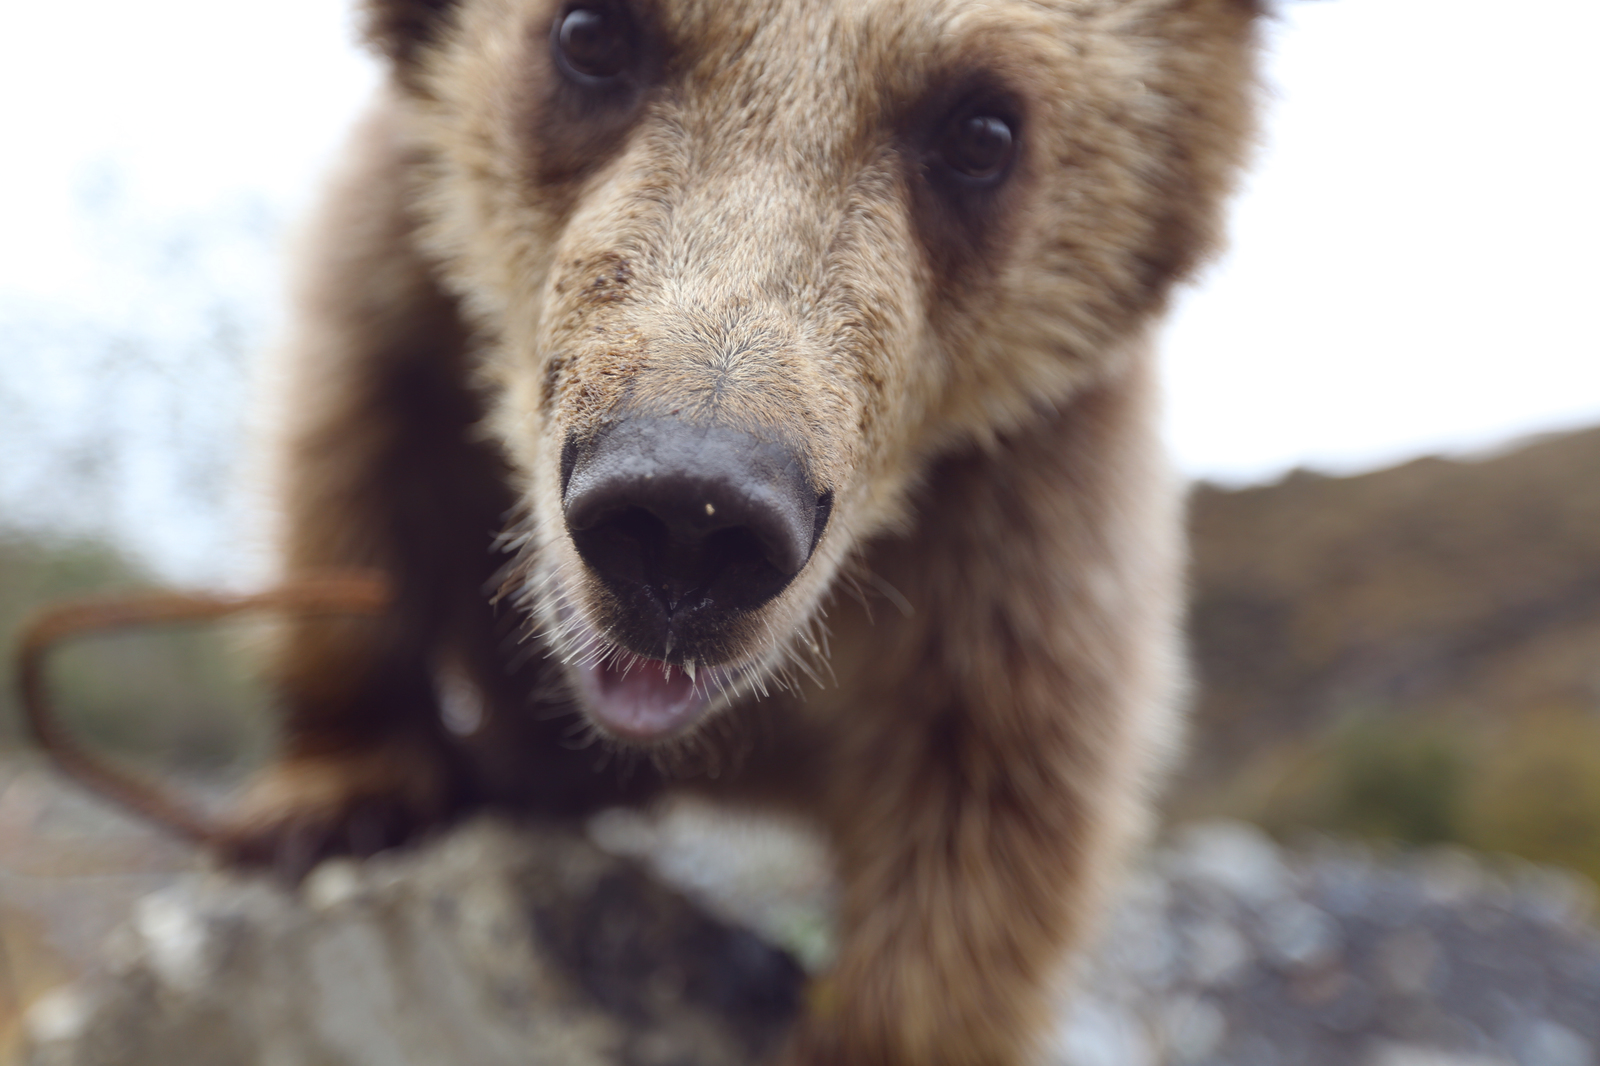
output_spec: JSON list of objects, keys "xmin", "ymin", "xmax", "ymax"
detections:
[
  {"xmin": 528, "ymin": 0, "xmax": 660, "ymax": 184},
  {"xmin": 551, "ymin": 2, "xmax": 636, "ymax": 86},
  {"xmin": 903, "ymin": 86, "xmax": 1027, "ymax": 293}
]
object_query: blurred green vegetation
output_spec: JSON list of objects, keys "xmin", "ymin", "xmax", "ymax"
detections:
[
  {"xmin": 1196, "ymin": 708, "xmax": 1600, "ymax": 885},
  {"xmin": 0, "ymin": 529, "xmax": 271, "ymax": 778},
  {"xmin": 1321, "ymin": 717, "xmax": 1465, "ymax": 846}
]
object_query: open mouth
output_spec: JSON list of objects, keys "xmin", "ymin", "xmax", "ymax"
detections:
[
  {"xmin": 546, "ymin": 599, "xmax": 742, "ymax": 743},
  {"xmin": 568, "ymin": 652, "xmax": 714, "ymax": 742}
]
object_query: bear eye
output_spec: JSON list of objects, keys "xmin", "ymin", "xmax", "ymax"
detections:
[
  {"xmin": 553, "ymin": 3, "xmax": 634, "ymax": 84},
  {"xmin": 935, "ymin": 113, "xmax": 1016, "ymax": 185}
]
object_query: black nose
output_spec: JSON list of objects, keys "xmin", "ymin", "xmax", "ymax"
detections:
[{"xmin": 562, "ymin": 417, "xmax": 830, "ymax": 660}]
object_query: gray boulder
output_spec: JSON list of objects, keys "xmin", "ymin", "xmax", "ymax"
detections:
[{"xmin": 17, "ymin": 817, "xmax": 802, "ymax": 1066}]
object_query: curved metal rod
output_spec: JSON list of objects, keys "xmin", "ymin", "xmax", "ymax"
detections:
[{"xmin": 15, "ymin": 571, "xmax": 391, "ymax": 846}]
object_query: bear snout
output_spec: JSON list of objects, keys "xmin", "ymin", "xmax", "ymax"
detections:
[{"xmin": 561, "ymin": 415, "xmax": 830, "ymax": 663}]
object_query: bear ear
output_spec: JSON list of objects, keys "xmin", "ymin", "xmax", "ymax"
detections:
[{"xmin": 361, "ymin": 0, "xmax": 459, "ymax": 73}]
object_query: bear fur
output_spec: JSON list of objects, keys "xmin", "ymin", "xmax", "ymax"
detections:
[{"xmin": 229, "ymin": 1, "xmax": 1261, "ymax": 1062}]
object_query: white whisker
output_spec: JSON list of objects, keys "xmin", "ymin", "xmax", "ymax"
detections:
[{"xmin": 866, "ymin": 573, "xmax": 913, "ymax": 617}]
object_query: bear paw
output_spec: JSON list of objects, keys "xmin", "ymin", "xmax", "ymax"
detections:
[{"xmin": 216, "ymin": 739, "xmax": 463, "ymax": 881}]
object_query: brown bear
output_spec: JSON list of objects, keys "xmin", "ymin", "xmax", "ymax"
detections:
[{"xmin": 229, "ymin": 0, "xmax": 1261, "ymax": 1062}]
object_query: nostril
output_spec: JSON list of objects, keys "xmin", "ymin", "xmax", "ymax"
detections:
[
  {"xmin": 722, "ymin": 483, "xmax": 813, "ymax": 577},
  {"xmin": 567, "ymin": 505, "xmax": 669, "ymax": 591},
  {"xmin": 701, "ymin": 524, "xmax": 792, "ymax": 608}
]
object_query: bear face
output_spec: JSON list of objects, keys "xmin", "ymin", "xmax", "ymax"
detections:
[{"xmin": 372, "ymin": 0, "xmax": 1256, "ymax": 742}]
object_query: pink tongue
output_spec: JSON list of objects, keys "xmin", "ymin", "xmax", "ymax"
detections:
[{"xmin": 583, "ymin": 658, "xmax": 705, "ymax": 740}]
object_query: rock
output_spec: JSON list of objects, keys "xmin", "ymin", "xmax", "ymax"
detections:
[
  {"xmin": 1166, "ymin": 821, "xmax": 1290, "ymax": 906},
  {"xmin": 15, "ymin": 817, "xmax": 804, "ymax": 1066},
  {"xmin": 1157, "ymin": 994, "xmax": 1227, "ymax": 1062},
  {"xmin": 1511, "ymin": 1019, "xmax": 1594, "ymax": 1066},
  {"xmin": 1258, "ymin": 899, "xmax": 1341, "ymax": 971},
  {"xmin": 1179, "ymin": 917, "xmax": 1250, "ymax": 988},
  {"xmin": 15, "ymin": 807, "xmax": 1600, "ymax": 1066},
  {"xmin": 1052, "ymin": 995, "xmax": 1155, "ymax": 1066},
  {"xmin": 1366, "ymin": 1044, "xmax": 1514, "ymax": 1066},
  {"xmin": 1057, "ymin": 821, "xmax": 1600, "ymax": 1066}
]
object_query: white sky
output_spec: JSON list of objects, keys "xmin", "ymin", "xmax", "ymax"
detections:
[
  {"xmin": 1, "ymin": 0, "xmax": 1598, "ymax": 575},
  {"xmin": 1164, "ymin": 0, "xmax": 1600, "ymax": 480}
]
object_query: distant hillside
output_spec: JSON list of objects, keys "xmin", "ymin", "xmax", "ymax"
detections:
[{"xmin": 1176, "ymin": 426, "xmax": 1600, "ymax": 875}]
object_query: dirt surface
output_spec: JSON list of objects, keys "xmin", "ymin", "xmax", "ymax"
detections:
[{"xmin": 0, "ymin": 759, "xmax": 198, "ymax": 1051}]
